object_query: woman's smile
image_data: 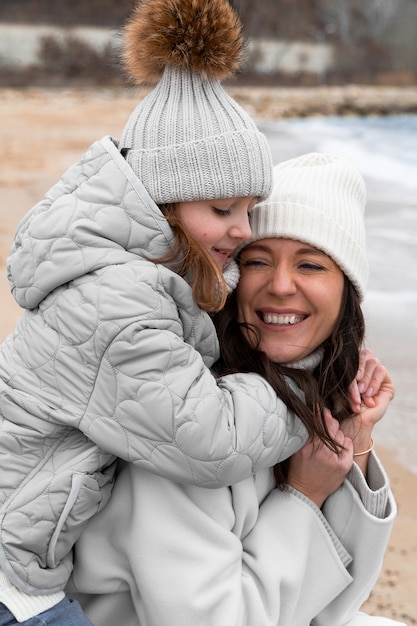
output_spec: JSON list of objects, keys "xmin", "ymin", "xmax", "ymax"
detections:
[{"xmin": 257, "ymin": 310, "xmax": 307, "ymax": 327}]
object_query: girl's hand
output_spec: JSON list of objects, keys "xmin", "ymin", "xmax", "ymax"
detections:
[
  {"xmin": 348, "ymin": 348, "xmax": 395, "ymax": 416},
  {"xmin": 287, "ymin": 409, "xmax": 353, "ymax": 508},
  {"xmin": 343, "ymin": 348, "xmax": 395, "ymax": 473}
]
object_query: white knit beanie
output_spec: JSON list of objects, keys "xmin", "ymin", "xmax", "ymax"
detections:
[
  {"xmin": 242, "ymin": 152, "xmax": 369, "ymax": 300},
  {"xmin": 118, "ymin": 0, "xmax": 273, "ymax": 205}
]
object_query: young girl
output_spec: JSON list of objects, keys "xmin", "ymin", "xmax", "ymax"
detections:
[{"xmin": 0, "ymin": 0, "xmax": 308, "ymax": 623}]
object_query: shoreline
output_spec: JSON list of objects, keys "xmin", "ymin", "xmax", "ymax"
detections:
[
  {"xmin": 0, "ymin": 84, "xmax": 417, "ymax": 120},
  {"xmin": 228, "ymin": 84, "xmax": 417, "ymax": 119},
  {"xmin": 0, "ymin": 86, "xmax": 416, "ymax": 623}
]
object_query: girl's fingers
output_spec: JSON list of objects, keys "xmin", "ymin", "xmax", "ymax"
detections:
[
  {"xmin": 357, "ymin": 349, "xmax": 391, "ymax": 399},
  {"xmin": 348, "ymin": 379, "xmax": 362, "ymax": 414},
  {"xmin": 357, "ymin": 356, "xmax": 378, "ymax": 394}
]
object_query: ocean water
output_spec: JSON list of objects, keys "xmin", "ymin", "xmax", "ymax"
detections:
[{"xmin": 260, "ymin": 115, "xmax": 417, "ymax": 472}]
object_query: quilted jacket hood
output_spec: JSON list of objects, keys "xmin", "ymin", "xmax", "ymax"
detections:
[{"xmin": 7, "ymin": 137, "xmax": 174, "ymax": 310}]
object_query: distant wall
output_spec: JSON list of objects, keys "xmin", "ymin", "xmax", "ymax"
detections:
[
  {"xmin": 0, "ymin": 24, "xmax": 119, "ymax": 66},
  {"xmin": 0, "ymin": 24, "xmax": 333, "ymax": 77},
  {"xmin": 247, "ymin": 39, "xmax": 334, "ymax": 76}
]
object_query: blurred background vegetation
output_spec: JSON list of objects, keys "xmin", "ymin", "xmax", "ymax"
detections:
[{"xmin": 0, "ymin": 0, "xmax": 416, "ymax": 87}]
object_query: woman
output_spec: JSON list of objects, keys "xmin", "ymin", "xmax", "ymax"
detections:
[{"xmin": 69, "ymin": 153, "xmax": 404, "ymax": 625}]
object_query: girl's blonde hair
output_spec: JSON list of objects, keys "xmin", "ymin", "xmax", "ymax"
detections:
[{"xmin": 153, "ymin": 204, "xmax": 228, "ymax": 313}]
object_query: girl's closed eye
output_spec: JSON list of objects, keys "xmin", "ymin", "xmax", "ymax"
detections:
[{"xmin": 213, "ymin": 207, "xmax": 232, "ymax": 216}]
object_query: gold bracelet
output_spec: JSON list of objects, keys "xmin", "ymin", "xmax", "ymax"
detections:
[{"xmin": 353, "ymin": 438, "xmax": 374, "ymax": 456}]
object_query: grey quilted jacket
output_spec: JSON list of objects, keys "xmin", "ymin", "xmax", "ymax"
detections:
[{"xmin": 0, "ymin": 136, "xmax": 307, "ymax": 595}]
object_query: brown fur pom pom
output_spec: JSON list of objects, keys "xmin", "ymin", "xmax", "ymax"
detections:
[{"xmin": 122, "ymin": 0, "xmax": 244, "ymax": 84}]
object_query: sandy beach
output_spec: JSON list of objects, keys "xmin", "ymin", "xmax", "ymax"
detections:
[{"xmin": 0, "ymin": 87, "xmax": 416, "ymax": 623}]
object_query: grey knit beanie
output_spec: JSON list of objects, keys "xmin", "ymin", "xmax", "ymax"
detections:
[
  {"xmin": 119, "ymin": 0, "xmax": 273, "ymax": 204},
  {"xmin": 241, "ymin": 152, "xmax": 369, "ymax": 300}
]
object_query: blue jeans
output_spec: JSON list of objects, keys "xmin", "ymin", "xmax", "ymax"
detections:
[{"xmin": 0, "ymin": 598, "xmax": 95, "ymax": 625}]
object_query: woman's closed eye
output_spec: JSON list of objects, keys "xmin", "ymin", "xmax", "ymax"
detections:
[
  {"xmin": 240, "ymin": 257, "xmax": 270, "ymax": 268},
  {"xmin": 298, "ymin": 261, "xmax": 326, "ymax": 272}
]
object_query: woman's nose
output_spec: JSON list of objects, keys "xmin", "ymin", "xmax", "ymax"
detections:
[{"xmin": 268, "ymin": 267, "xmax": 297, "ymax": 296}]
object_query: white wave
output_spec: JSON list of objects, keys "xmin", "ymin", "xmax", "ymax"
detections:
[
  {"xmin": 317, "ymin": 138, "xmax": 417, "ymax": 190},
  {"xmin": 272, "ymin": 115, "xmax": 417, "ymax": 190},
  {"xmin": 366, "ymin": 290, "xmax": 417, "ymax": 302}
]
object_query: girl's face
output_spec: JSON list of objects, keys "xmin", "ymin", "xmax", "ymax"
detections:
[
  {"xmin": 176, "ymin": 196, "xmax": 257, "ymax": 268},
  {"xmin": 237, "ymin": 238, "xmax": 345, "ymax": 364}
]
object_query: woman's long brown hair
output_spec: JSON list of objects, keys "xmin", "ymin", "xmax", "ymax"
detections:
[{"xmin": 213, "ymin": 277, "xmax": 365, "ymax": 488}]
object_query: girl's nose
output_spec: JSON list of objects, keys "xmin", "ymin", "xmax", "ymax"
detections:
[{"xmin": 229, "ymin": 214, "xmax": 252, "ymax": 242}]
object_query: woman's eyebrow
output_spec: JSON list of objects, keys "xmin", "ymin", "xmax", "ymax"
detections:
[
  {"xmin": 243, "ymin": 243, "xmax": 272, "ymax": 253},
  {"xmin": 295, "ymin": 247, "xmax": 327, "ymax": 257},
  {"xmin": 244, "ymin": 243, "xmax": 327, "ymax": 257}
]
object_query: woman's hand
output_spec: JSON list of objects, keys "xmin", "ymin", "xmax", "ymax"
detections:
[{"xmin": 287, "ymin": 409, "xmax": 353, "ymax": 508}]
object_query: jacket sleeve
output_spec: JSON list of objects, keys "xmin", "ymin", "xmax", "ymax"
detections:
[
  {"xmin": 313, "ymin": 452, "xmax": 398, "ymax": 626},
  {"xmin": 75, "ymin": 267, "xmax": 307, "ymax": 488}
]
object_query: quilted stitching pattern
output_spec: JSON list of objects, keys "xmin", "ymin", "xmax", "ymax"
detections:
[{"xmin": 0, "ymin": 137, "xmax": 307, "ymax": 593}]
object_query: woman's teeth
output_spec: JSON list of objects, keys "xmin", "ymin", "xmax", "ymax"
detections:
[{"xmin": 262, "ymin": 313, "xmax": 303, "ymax": 326}]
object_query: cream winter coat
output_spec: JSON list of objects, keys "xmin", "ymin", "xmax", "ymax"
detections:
[
  {"xmin": 70, "ymin": 452, "xmax": 403, "ymax": 625},
  {"xmin": 0, "ymin": 136, "xmax": 306, "ymax": 595}
]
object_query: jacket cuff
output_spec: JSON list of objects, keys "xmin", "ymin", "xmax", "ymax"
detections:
[{"xmin": 347, "ymin": 451, "xmax": 391, "ymax": 518}]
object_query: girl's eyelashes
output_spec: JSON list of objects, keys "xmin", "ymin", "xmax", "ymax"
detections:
[{"xmin": 213, "ymin": 207, "xmax": 232, "ymax": 216}]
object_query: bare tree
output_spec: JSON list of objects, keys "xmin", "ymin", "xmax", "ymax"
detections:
[
  {"xmin": 319, "ymin": 0, "xmax": 401, "ymax": 44},
  {"xmin": 319, "ymin": 0, "xmax": 401, "ymax": 81},
  {"xmin": 319, "ymin": 0, "xmax": 353, "ymax": 43},
  {"xmin": 232, "ymin": 0, "xmax": 324, "ymax": 39},
  {"xmin": 361, "ymin": 0, "xmax": 402, "ymax": 40}
]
